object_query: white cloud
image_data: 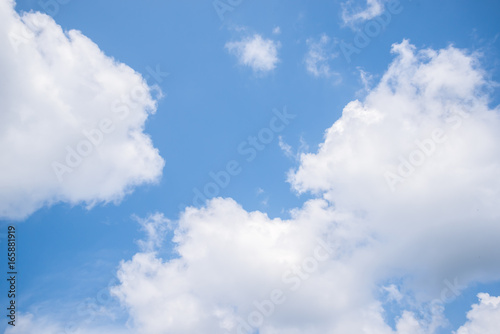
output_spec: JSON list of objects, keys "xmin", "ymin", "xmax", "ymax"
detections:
[
  {"xmin": 111, "ymin": 198, "xmax": 402, "ymax": 334},
  {"xmin": 341, "ymin": 0, "xmax": 385, "ymax": 25},
  {"xmin": 225, "ymin": 34, "xmax": 280, "ymax": 73},
  {"xmin": 0, "ymin": 0, "xmax": 164, "ymax": 220},
  {"xmin": 272, "ymin": 26, "xmax": 281, "ymax": 35},
  {"xmin": 455, "ymin": 293, "xmax": 500, "ymax": 334},
  {"xmin": 305, "ymin": 34, "xmax": 338, "ymax": 79},
  {"xmin": 290, "ymin": 39, "xmax": 500, "ymax": 297}
]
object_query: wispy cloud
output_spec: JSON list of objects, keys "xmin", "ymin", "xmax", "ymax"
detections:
[
  {"xmin": 341, "ymin": 0, "xmax": 386, "ymax": 26},
  {"xmin": 305, "ymin": 34, "xmax": 338, "ymax": 78},
  {"xmin": 279, "ymin": 135, "xmax": 309, "ymax": 161},
  {"xmin": 135, "ymin": 213, "xmax": 171, "ymax": 253}
]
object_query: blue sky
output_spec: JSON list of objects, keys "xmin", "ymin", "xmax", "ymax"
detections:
[{"xmin": 1, "ymin": 0, "xmax": 500, "ymax": 333}]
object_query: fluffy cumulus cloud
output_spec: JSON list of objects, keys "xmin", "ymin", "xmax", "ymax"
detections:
[
  {"xmin": 111, "ymin": 198, "xmax": 402, "ymax": 334},
  {"xmin": 289, "ymin": 40, "xmax": 500, "ymax": 296},
  {"xmin": 341, "ymin": 0, "xmax": 386, "ymax": 25},
  {"xmin": 225, "ymin": 34, "xmax": 280, "ymax": 73},
  {"xmin": 0, "ymin": 0, "xmax": 164, "ymax": 220},
  {"xmin": 107, "ymin": 40, "xmax": 500, "ymax": 333},
  {"xmin": 455, "ymin": 294, "xmax": 500, "ymax": 334},
  {"xmin": 305, "ymin": 34, "xmax": 338, "ymax": 79}
]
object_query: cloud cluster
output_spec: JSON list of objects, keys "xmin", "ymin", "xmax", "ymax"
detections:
[
  {"xmin": 0, "ymin": 0, "xmax": 164, "ymax": 220},
  {"xmin": 456, "ymin": 294, "xmax": 500, "ymax": 334},
  {"xmin": 289, "ymin": 41, "xmax": 500, "ymax": 295},
  {"xmin": 106, "ymin": 40, "xmax": 500, "ymax": 333},
  {"xmin": 4, "ymin": 2, "xmax": 499, "ymax": 330},
  {"xmin": 225, "ymin": 34, "xmax": 280, "ymax": 73}
]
